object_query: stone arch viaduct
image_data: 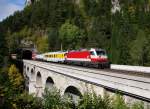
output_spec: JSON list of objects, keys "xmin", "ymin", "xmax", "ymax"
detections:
[
  {"xmin": 24, "ymin": 60, "xmax": 104, "ymax": 98},
  {"xmin": 23, "ymin": 60, "xmax": 150, "ymax": 104}
]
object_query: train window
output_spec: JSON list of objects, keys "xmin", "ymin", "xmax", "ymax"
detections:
[
  {"xmin": 90, "ymin": 51, "xmax": 95, "ymax": 55},
  {"xmin": 96, "ymin": 50, "xmax": 106, "ymax": 56}
]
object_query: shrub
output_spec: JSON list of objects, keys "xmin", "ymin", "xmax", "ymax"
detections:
[
  {"xmin": 112, "ymin": 94, "xmax": 129, "ymax": 109},
  {"xmin": 12, "ymin": 92, "xmax": 42, "ymax": 109},
  {"xmin": 78, "ymin": 91, "xmax": 112, "ymax": 109},
  {"xmin": 43, "ymin": 88, "xmax": 74, "ymax": 109}
]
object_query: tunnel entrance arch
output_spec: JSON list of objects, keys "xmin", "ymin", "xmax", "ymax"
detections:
[
  {"xmin": 22, "ymin": 50, "xmax": 32, "ymax": 59},
  {"xmin": 64, "ymin": 86, "xmax": 82, "ymax": 104}
]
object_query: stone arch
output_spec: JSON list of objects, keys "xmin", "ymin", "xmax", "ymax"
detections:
[
  {"xmin": 45, "ymin": 77, "xmax": 54, "ymax": 90},
  {"xmin": 64, "ymin": 86, "xmax": 82, "ymax": 104},
  {"xmin": 27, "ymin": 67, "xmax": 29, "ymax": 72},
  {"xmin": 31, "ymin": 68, "xmax": 35, "ymax": 80},
  {"xmin": 36, "ymin": 71, "xmax": 43, "ymax": 97},
  {"xmin": 36, "ymin": 72, "xmax": 42, "ymax": 87}
]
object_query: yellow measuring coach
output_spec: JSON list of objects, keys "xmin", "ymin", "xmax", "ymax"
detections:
[{"xmin": 43, "ymin": 51, "xmax": 67, "ymax": 63}]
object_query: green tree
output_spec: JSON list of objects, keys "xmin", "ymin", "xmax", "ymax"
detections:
[
  {"xmin": 0, "ymin": 24, "xmax": 7, "ymax": 67},
  {"xmin": 78, "ymin": 91, "xmax": 112, "ymax": 109},
  {"xmin": 43, "ymin": 88, "xmax": 73, "ymax": 109},
  {"xmin": 48, "ymin": 28, "xmax": 60, "ymax": 51},
  {"xmin": 6, "ymin": 32, "xmax": 21, "ymax": 53},
  {"xmin": 130, "ymin": 29, "xmax": 148, "ymax": 65},
  {"xmin": 14, "ymin": 92, "xmax": 42, "ymax": 109},
  {"xmin": 131, "ymin": 102, "xmax": 144, "ymax": 109},
  {"xmin": 36, "ymin": 36, "xmax": 49, "ymax": 53},
  {"xmin": 8, "ymin": 64, "xmax": 24, "ymax": 92},
  {"xmin": 112, "ymin": 94, "xmax": 129, "ymax": 109},
  {"xmin": 59, "ymin": 21, "xmax": 84, "ymax": 50},
  {"xmin": 0, "ymin": 65, "xmax": 24, "ymax": 109}
]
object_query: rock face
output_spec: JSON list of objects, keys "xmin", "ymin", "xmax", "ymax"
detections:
[
  {"xmin": 25, "ymin": 0, "xmax": 31, "ymax": 5},
  {"xmin": 111, "ymin": 0, "xmax": 120, "ymax": 13},
  {"xmin": 25, "ymin": 0, "xmax": 36, "ymax": 5}
]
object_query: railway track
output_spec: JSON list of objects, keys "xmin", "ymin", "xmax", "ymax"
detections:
[{"xmin": 33, "ymin": 60, "xmax": 150, "ymax": 78}]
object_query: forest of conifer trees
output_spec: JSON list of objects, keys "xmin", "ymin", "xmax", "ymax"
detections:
[{"xmin": 0, "ymin": 0, "xmax": 150, "ymax": 66}]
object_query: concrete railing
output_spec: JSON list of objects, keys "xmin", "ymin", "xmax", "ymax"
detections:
[{"xmin": 111, "ymin": 64, "xmax": 150, "ymax": 73}]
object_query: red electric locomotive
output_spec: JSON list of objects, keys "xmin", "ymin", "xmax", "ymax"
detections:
[{"xmin": 65, "ymin": 48, "xmax": 110, "ymax": 68}]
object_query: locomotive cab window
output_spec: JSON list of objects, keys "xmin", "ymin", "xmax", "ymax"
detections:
[
  {"xmin": 96, "ymin": 50, "xmax": 106, "ymax": 56},
  {"xmin": 90, "ymin": 51, "xmax": 95, "ymax": 55}
]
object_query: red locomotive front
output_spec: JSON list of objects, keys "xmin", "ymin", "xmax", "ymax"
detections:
[{"xmin": 66, "ymin": 48, "xmax": 110, "ymax": 68}]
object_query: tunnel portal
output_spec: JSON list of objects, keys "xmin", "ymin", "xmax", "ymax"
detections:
[{"xmin": 22, "ymin": 50, "xmax": 32, "ymax": 60}]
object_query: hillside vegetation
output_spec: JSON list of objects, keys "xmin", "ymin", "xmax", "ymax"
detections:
[{"xmin": 0, "ymin": 0, "xmax": 150, "ymax": 66}]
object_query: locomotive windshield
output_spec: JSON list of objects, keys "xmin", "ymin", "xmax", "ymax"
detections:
[{"xmin": 96, "ymin": 50, "xmax": 106, "ymax": 56}]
